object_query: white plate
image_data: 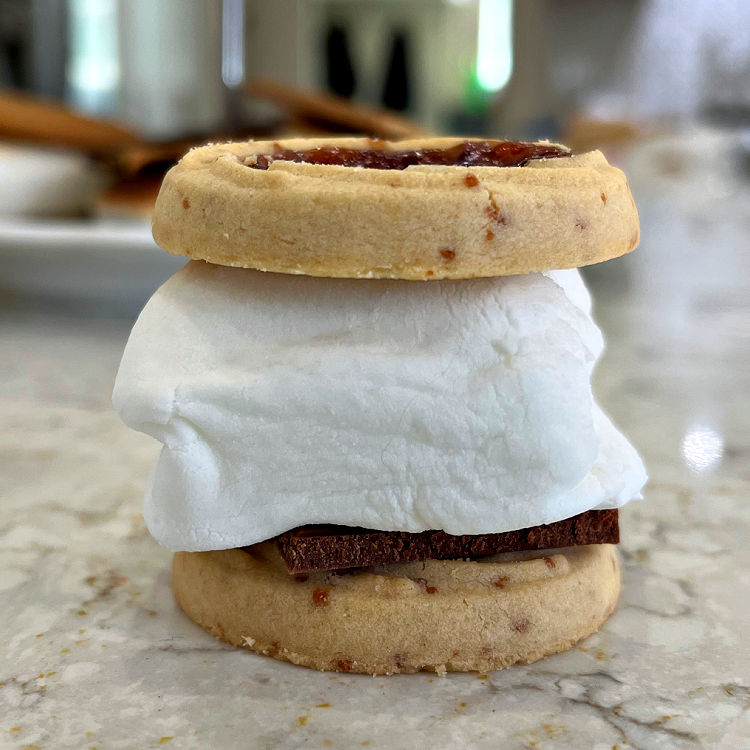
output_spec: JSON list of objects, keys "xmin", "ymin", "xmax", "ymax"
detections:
[{"xmin": 0, "ymin": 217, "xmax": 186, "ymax": 316}]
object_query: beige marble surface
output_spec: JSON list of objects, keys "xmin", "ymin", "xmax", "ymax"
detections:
[{"xmin": 1, "ymin": 132, "xmax": 749, "ymax": 749}]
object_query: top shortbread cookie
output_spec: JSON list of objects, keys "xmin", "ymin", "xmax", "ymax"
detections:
[{"xmin": 152, "ymin": 137, "xmax": 639, "ymax": 280}]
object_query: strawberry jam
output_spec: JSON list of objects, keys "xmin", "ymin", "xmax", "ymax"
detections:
[{"xmin": 251, "ymin": 140, "xmax": 569, "ymax": 170}]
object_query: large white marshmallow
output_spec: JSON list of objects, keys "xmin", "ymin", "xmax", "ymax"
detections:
[{"xmin": 113, "ymin": 262, "xmax": 646, "ymax": 551}]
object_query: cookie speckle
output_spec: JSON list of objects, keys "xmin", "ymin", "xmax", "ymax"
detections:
[
  {"xmin": 486, "ymin": 229, "xmax": 495, "ymax": 241},
  {"xmin": 600, "ymin": 192, "xmax": 607, "ymax": 205},
  {"xmin": 337, "ymin": 659, "xmax": 353, "ymax": 672},
  {"xmin": 414, "ymin": 577, "xmax": 438, "ymax": 594},
  {"xmin": 486, "ymin": 199, "xmax": 508, "ymax": 225},
  {"xmin": 493, "ymin": 576, "xmax": 509, "ymax": 588},
  {"xmin": 312, "ymin": 588, "xmax": 330, "ymax": 607},
  {"xmin": 513, "ymin": 618, "xmax": 531, "ymax": 633},
  {"xmin": 464, "ymin": 174, "xmax": 479, "ymax": 188},
  {"xmin": 440, "ymin": 249, "xmax": 456, "ymax": 261},
  {"xmin": 575, "ymin": 219, "xmax": 587, "ymax": 231},
  {"xmin": 182, "ymin": 198, "xmax": 190, "ymax": 210},
  {"xmin": 544, "ymin": 556, "xmax": 556, "ymax": 569}
]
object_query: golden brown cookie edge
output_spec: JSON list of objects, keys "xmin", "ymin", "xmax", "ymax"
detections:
[
  {"xmin": 152, "ymin": 137, "xmax": 639, "ymax": 280},
  {"xmin": 171, "ymin": 543, "xmax": 620, "ymax": 674}
]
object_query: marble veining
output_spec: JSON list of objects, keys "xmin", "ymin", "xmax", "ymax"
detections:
[{"xmin": 2, "ymin": 132, "xmax": 750, "ymax": 749}]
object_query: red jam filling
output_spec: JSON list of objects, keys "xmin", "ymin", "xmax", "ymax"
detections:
[{"xmin": 251, "ymin": 140, "xmax": 570, "ymax": 170}]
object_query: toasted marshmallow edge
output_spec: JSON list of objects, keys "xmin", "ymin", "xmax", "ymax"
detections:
[{"xmin": 113, "ymin": 262, "xmax": 646, "ymax": 552}]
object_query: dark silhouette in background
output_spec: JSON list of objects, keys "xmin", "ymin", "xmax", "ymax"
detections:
[{"xmin": 325, "ymin": 24, "xmax": 356, "ymax": 98}]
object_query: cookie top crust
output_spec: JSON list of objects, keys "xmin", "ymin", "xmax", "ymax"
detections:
[{"xmin": 152, "ymin": 136, "xmax": 639, "ymax": 279}]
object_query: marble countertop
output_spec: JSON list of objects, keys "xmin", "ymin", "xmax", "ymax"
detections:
[{"xmin": 2, "ymin": 133, "xmax": 749, "ymax": 749}]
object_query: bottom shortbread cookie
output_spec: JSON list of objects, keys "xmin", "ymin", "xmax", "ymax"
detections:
[{"xmin": 172, "ymin": 542, "xmax": 620, "ymax": 675}]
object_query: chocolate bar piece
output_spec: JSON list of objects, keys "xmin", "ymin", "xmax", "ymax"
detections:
[{"xmin": 273, "ymin": 509, "xmax": 619, "ymax": 573}]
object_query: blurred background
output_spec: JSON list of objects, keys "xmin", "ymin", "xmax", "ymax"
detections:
[
  {"xmin": 1, "ymin": 0, "xmax": 749, "ymax": 483},
  {"xmin": 2, "ymin": 0, "xmax": 750, "ymax": 313},
  {"xmin": 2, "ymin": 6, "xmax": 749, "ymax": 738}
]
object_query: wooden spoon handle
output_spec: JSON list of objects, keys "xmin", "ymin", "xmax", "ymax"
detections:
[
  {"xmin": 246, "ymin": 76, "xmax": 428, "ymax": 140},
  {"xmin": 0, "ymin": 90, "xmax": 140, "ymax": 152}
]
